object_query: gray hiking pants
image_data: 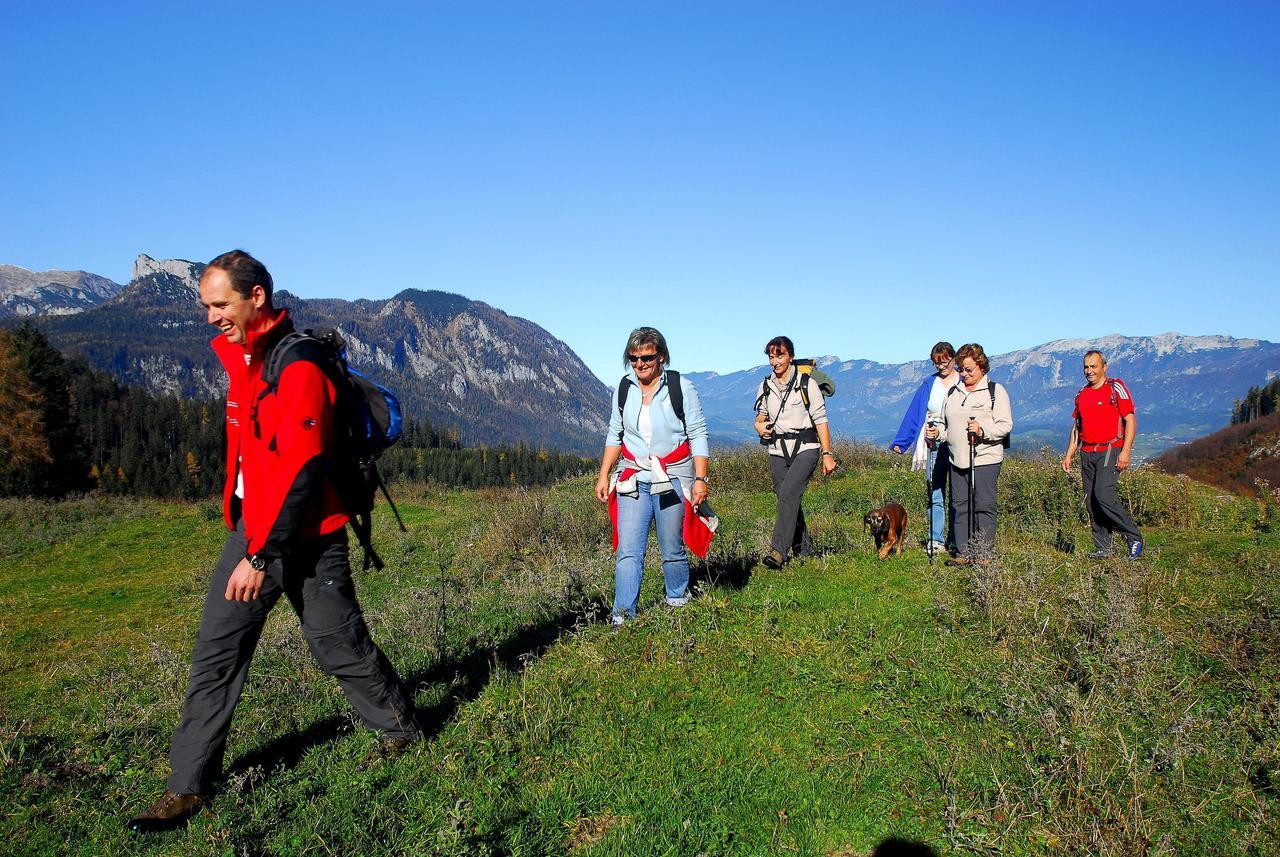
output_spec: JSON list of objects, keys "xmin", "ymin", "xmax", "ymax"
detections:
[
  {"xmin": 950, "ymin": 461, "xmax": 1001, "ymax": 558},
  {"xmin": 167, "ymin": 521, "xmax": 416, "ymax": 795},
  {"xmin": 769, "ymin": 449, "xmax": 819, "ymax": 557},
  {"xmin": 1081, "ymin": 449, "xmax": 1142, "ymax": 552}
]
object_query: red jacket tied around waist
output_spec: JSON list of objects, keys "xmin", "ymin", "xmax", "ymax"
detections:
[{"xmin": 607, "ymin": 441, "xmax": 718, "ymax": 558}]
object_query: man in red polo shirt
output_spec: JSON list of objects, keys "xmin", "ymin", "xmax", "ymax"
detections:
[{"xmin": 1062, "ymin": 350, "xmax": 1144, "ymax": 559}]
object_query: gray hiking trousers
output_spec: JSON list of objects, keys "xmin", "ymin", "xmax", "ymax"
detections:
[
  {"xmin": 167, "ymin": 521, "xmax": 416, "ymax": 795},
  {"xmin": 950, "ymin": 461, "xmax": 1001, "ymax": 558},
  {"xmin": 1081, "ymin": 449, "xmax": 1142, "ymax": 552},
  {"xmin": 769, "ymin": 448, "xmax": 819, "ymax": 557}
]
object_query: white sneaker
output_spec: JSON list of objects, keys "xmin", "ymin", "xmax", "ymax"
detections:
[
  {"xmin": 926, "ymin": 540, "xmax": 945, "ymax": 556},
  {"xmin": 665, "ymin": 595, "xmax": 690, "ymax": 608},
  {"xmin": 610, "ymin": 614, "xmax": 627, "ymax": 627}
]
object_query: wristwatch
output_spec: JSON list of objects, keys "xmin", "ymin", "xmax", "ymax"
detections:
[
  {"xmin": 694, "ymin": 476, "xmax": 710, "ymax": 485},
  {"xmin": 248, "ymin": 553, "xmax": 268, "ymax": 572}
]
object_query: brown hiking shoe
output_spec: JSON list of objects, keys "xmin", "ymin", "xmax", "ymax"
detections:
[
  {"xmin": 126, "ymin": 789, "xmax": 204, "ymax": 833},
  {"xmin": 761, "ymin": 549, "xmax": 785, "ymax": 570},
  {"xmin": 361, "ymin": 734, "xmax": 420, "ymax": 767}
]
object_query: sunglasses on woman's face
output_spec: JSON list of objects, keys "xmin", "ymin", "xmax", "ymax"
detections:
[{"xmin": 628, "ymin": 353, "xmax": 660, "ymax": 364}]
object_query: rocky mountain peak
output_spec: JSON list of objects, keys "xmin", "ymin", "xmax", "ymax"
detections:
[
  {"xmin": 0, "ymin": 263, "xmax": 124, "ymax": 317},
  {"xmin": 132, "ymin": 254, "xmax": 202, "ymax": 284}
]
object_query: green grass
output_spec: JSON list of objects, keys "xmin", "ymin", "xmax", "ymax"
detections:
[{"xmin": 1, "ymin": 447, "xmax": 1277, "ymax": 855}]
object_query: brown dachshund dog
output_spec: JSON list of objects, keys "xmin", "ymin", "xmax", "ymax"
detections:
[{"xmin": 863, "ymin": 502, "xmax": 908, "ymax": 559}]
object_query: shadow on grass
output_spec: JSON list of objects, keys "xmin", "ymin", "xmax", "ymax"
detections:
[
  {"xmin": 692, "ymin": 553, "xmax": 755, "ymax": 591},
  {"xmin": 872, "ymin": 838, "xmax": 939, "ymax": 856},
  {"xmin": 223, "ymin": 596, "xmax": 608, "ymax": 785}
]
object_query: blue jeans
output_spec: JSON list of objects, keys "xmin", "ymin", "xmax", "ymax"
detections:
[
  {"xmin": 928, "ymin": 445, "xmax": 950, "ymax": 546},
  {"xmin": 613, "ymin": 477, "xmax": 689, "ymax": 618}
]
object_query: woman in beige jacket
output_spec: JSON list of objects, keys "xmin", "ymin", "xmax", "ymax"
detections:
[{"xmin": 924, "ymin": 342, "xmax": 1013, "ymax": 565}]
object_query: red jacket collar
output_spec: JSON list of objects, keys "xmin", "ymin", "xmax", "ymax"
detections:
[{"xmin": 210, "ymin": 308, "xmax": 292, "ymax": 362}]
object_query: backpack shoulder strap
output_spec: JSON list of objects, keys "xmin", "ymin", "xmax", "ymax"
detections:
[
  {"xmin": 755, "ymin": 376, "xmax": 776, "ymax": 414},
  {"xmin": 616, "ymin": 376, "xmax": 631, "ymax": 416},
  {"xmin": 263, "ymin": 331, "xmax": 330, "ymax": 391},
  {"xmin": 798, "ymin": 371, "xmax": 812, "ymax": 411},
  {"xmin": 665, "ymin": 370, "xmax": 686, "ymax": 430},
  {"xmin": 987, "ymin": 381, "xmax": 999, "ymax": 410},
  {"xmin": 615, "ymin": 377, "xmax": 631, "ymax": 442}
]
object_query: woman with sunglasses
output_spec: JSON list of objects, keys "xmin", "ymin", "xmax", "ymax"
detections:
[
  {"xmin": 890, "ymin": 342, "xmax": 960, "ymax": 557},
  {"xmin": 924, "ymin": 342, "xmax": 1013, "ymax": 565},
  {"xmin": 595, "ymin": 327, "xmax": 711, "ymax": 625},
  {"xmin": 753, "ymin": 335, "xmax": 836, "ymax": 569}
]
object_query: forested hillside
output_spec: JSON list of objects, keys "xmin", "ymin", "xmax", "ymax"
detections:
[{"xmin": 0, "ymin": 323, "xmax": 591, "ymax": 499}]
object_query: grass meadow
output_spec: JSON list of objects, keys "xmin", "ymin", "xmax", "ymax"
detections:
[{"xmin": 1, "ymin": 445, "xmax": 1277, "ymax": 855}]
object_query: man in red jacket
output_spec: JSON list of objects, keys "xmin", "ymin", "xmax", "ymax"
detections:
[{"xmin": 128, "ymin": 250, "xmax": 417, "ymax": 834}]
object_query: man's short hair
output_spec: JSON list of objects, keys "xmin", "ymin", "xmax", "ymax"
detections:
[
  {"xmin": 206, "ymin": 250, "xmax": 273, "ymax": 308},
  {"xmin": 1083, "ymin": 350, "xmax": 1106, "ymax": 365},
  {"xmin": 956, "ymin": 342, "xmax": 990, "ymax": 374}
]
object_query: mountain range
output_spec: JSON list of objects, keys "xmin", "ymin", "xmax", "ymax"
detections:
[
  {"xmin": 5, "ymin": 256, "xmax": 1279, "ymax": 458},
  {"xmin": 688, "ymin": 335, "xmax": 1280, "ymax": 457},
  {"xmin": 0, "ymin": 264, "xmax": 123, "ymax": 316},
  {"xmin": 6, "ymin": 256, "xmax": 610, "ymax": 455}
]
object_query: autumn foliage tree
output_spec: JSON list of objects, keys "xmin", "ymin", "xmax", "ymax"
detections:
[{"xmin": 0, "ymin": 330, "xmax": 54, "ymax": 489}]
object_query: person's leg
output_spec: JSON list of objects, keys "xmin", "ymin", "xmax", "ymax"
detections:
[
  {"xmin": 973, "ymin": 462, "xmax": 1002, "ymax": 553},
  {"xmin": 1090, "ymin": 452, "xmax": 1142, "ymax": 547},
  {"xmin": 613, "ymin": 482, "xmax": 654, "ymax": 619},
  {"xmin": 653, "ymin": 477, "xmax": 690, "ymax": 603},
  {"xmin": 1081, "ymin": 451, "xmax": 1112, "ymax": 553},
  {"xmin": 167, "ymin": 525, "xmax": 282, "ymax": 795},
  {"xmin": 770, "ymin": 449, "xmax": 819, "ymax": 557},
  {"xmin": 950, "ymin": 464, "xmax": 972, "ymax": 556},
  {"xmin": 288, "ymin": 530, "xmax": 417, "ymax": 740},
  {"xmin": 790, "ymin": 450, "xmax": 821, "ymax": 556},
  {"xmin": 929, "ymin": 446, "xmax": 948, "ymax": 546}
]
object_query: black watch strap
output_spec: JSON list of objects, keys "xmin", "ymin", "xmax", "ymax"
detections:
[{"xmin": 248, "ymin": 553, "xmax": 268, "ymax": 572}]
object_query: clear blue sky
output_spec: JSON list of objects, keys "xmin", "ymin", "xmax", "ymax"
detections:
[{"xmin": 3, "ymin": 1, "xmax": 1276, "ymax": 383}]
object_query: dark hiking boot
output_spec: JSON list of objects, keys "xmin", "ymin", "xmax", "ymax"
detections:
[
  {"xmin": 1127, "ymin": 539, "xmax": 1144, "ymax": 560},
  {"xmin": 1085, "ymin": 549, "xmax": 1113, "ymax": 560},
  {"xmin": 944, "ymin": 556, "xmax": 971, "ymax": 567},
  {"xmin": 761, "ymin": 550, "xmax": 785, "ymax": 570},
  {"xmin": 126, "ymin": 789, "xmax": 204, "ymax": 834}
]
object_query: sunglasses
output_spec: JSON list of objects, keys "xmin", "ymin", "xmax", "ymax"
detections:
[{"xmin": 627, "ymin": 353, "xmax": 660, "ymax": 364}]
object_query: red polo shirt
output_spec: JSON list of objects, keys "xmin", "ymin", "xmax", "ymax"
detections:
[{"xmin": 1073, "ymin": 378, "xmax": 1134, "ymax": 449}]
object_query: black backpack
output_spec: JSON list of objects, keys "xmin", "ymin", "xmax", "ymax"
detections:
[
  {"xmin": 616, "ymin": 370, "xmax": 685, "ymax": 440},
  {"xmin": 261, "ymin": 327, "xmax": 406, "ymax": 570},
  {"xmin": 947, "ymin": 379, "xmax": 1011, "ymax": 449}
]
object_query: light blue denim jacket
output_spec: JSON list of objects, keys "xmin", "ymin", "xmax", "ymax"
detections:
[{"xmin": 605, "ymin": 369, "xmax": 710, "ymax": 482}]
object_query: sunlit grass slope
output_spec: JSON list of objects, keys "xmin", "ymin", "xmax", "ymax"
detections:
[{"xmin": 1, "ymin": 447, "xmax": 1277, "ymax": 855}]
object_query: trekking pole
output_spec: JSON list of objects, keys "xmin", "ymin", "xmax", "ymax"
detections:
[
  {"xmin": 968, "ymin": 430, "xmax": 978, "ymax": 558},
  {"xmin": 926, "ymin": 444, "xmax": 935, "ymax": 566}
]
